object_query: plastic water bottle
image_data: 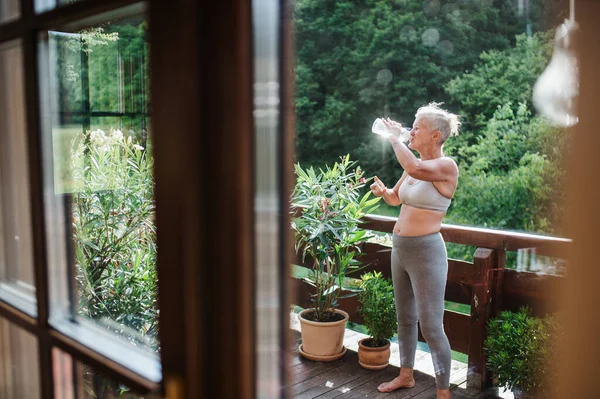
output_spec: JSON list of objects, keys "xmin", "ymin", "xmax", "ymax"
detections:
[{"xmin": 371, "ymin": 118, "xmax": 411, "ymax": 142}]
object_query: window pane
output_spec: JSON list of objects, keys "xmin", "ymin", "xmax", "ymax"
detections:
[
  {"xmin": 39, "ymin": 5, "xmax": 157, "ymax": 351},
  {"xmin": 0, "ymin": 40, "xmax": 36, "ymax": 314},
  {"xmin": 79, "ymin": 364, "xmax": 144, "ymax": 399},
  {"xmin": 253, "ymin": 0, "xmax": 283, "ymax": 397},
  {"xmin": 0, "ymin": 317, "xmax": 40, "ymax": 399},
  {"xmin": 0, "ymin": 0, "xmax": 19, "ymax": 23},
  {"xmin": 53, "ymin": 348, "xmax": 155, "ymax": 399},
  {"xmin": 36, "ymin": 0, "xmax": 82, "ymax": 14}
]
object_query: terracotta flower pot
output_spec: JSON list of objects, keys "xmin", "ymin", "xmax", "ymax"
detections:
[
  {"xmin": 298, "ymin": 309, "xmax": 349, "ymax": 361},
  {"xmin": 357, "ymin": 338, "xmax": 391, "ymax": 370}
]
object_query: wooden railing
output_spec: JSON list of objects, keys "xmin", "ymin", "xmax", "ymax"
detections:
[{"xmin": 292, "ymin": 213, "xmax": 570, "ymax": 390}]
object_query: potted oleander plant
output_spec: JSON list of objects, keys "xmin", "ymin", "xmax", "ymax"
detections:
[
  {"xmin": 291, "ymin": 155, "xmax": 380, "ymax": 361},
  {"xmin": 357, "ymin": 271, "xmax": 397, "ymax": 369},
  {"xmin": 485, "ymin": 307, "xmax": 562, "ymax": 399}
]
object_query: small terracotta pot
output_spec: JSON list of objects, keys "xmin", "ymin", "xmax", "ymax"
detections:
[
  {"xmin": 357, "ymin": 338, "xmax": 391, "ymax": 370},
  {"xmin": 298, "ymin": 309, "xmax": 349, "ymax": 361}
]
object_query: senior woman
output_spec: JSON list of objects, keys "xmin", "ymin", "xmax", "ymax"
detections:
[{"xmin": 370, "ymin": 103, "xmax": 460, "ymax": 399}]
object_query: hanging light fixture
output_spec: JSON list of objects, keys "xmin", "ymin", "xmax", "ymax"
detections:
[{"xmin": 532, "ymin": 0, "xmax": 579, "ymax": 127}]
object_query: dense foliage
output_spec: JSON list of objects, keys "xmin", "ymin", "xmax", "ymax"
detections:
[
  {"xmin": 358, "ymin": 271, "xmax": 397, "ymax": 346},
  {"xmin": 294, "ymin": 0, "xmax": 568, "ymax": 241},
  {"xmin": 70, "ymin": 129, "xmax": 157, "ymax": 349},
  {"xmin": 291, "ymin": 156, "xmax": 380, "ymax": 322},
  {"xmin": 485, "ymin": 308, "xmax": 562, "ymax": 396}
]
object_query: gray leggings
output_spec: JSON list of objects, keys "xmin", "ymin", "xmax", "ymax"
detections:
[{"xmin": 392, "ymin": 233, "xmax": 451, "ymax": 389}]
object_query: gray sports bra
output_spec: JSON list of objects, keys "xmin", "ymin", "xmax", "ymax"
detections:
[{"xmin": 398, "ymin": 177, "xmax": 452, "ymax": 213}]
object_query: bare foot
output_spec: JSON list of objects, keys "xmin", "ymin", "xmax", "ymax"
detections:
[
  {"xmin": 377, "ymin": 375, "xmax": 416, "ymax": 393},
  {"xmin": 437, "ymin": 388, "xmax": 451, "ymax": 399}
]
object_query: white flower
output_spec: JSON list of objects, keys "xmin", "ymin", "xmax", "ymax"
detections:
[
  {"xmin": 111, "ymin": 129, "xmax": 123, "ymax": 141},
  {"xmin": 133, "ymin": 144, "xmax": 144, "ymax": 151},
  {"xmin": 99, "ymin": 144, "xmax": 110, "ymax": 153},
  {"xmin": 90, "ymin": 129, "xmax": 107, "ymax": 145}
]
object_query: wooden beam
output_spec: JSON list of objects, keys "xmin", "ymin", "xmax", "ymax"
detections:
[
  {"xmin": 293, "ymin": 253, "xmax": 476, "ymax": 306},
  {"xmin": 418, "ymin": 310, "xmax": 470, "ymax": 355},
  {"xmin": 0, "ymin": 0, "xmax": 142, "ymax": 43},
  {"xmin": 48, "ymin": 327, "xmax": 160, "ymax": 394},
  {"xmin": 467, "ymin": 248, "xmax": 496, "ymax": 391},
  {"xmin": 292, "ymin": 210, "xmax": 571, "ymax": 257},
  {"xmin": 446, "ymin": 259, "xmax": 479, "ymax": 305},
  {"xmin": 0, "ymin": 300, "xmax": 36, "ymax": 336},
  {"xmin": 445, "ymin": 284, "xmax": 472, "ymax": 306},
  {"xmin": 360, "ymin": 214, "xmax": 571, "ymax": 258},
  {"xmin": 355, "ymin": 242, "xmax": 392, "ymax": 279},
  {"xmin": 492, "ymin": 246, "xmax": 507, "ymax": 318},
  {"xmin": 152, "ymin": 1, "xmax": 255, "ymax": 398},
  {"xmin": 502, "ymin": 270, "xmax": 564, "ymax": 316},
  {"xmin": 151, "ymin": 0, "xmax": 201, "ymax": 397}
]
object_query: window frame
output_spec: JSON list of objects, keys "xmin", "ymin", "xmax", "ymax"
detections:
[
  {"xmin": 0, "ymin": 0, "xmax": 162, "ymax": 396},
  {"xmin": 0, "ymin": 37, "xmax": 37, "ymax": 315},
  {"xmin": 0, "ymin": 0, "xmax": 293, "ymax": 397}
]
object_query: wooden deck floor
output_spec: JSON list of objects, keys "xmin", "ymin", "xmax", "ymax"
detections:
[{"xmin": 288, "ymin": 322, "xmax": 512, "ymax": 399}]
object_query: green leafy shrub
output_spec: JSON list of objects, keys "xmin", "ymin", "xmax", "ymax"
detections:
[
  {"xmin": 446, "ymin": 103, "xmax": 565, "ymax": 235},
  {"xmin": 70, "ymin": 128, "xmax": 157, "ymax": 349},
  {"xmin": 358, "ymin": 271, "xmax": 397, "ymax": 347},
  {"xmin": 291, "ymin": 155, "xmax": 380, "ymax": 322},
  {"xmin": 445, "ymin": 32, "xmax": 554, "ymax": 133},
  {"xmin": 485, "ymin": 307, "xmax": 562, "ymax": 397}
]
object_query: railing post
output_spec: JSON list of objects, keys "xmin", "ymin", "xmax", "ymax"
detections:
[
  {"xmin": 491, "ymin": 241, "xmax": 507, "ymax": 318},
  {"xmin": 467, "ymin": 247, "xmax": 497, "ymax": 390}
]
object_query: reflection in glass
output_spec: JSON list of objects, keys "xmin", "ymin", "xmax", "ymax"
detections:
[
  {"xmin": 0, "ymin": 0, "xmax": 19, "ymax": 23},
  {"xmin": 36, "ymin": 0, "xmax": 81, "ymax": 14},
  {"xmin": 532, "ymin": 18, "xmax": 579, "ymax": 127},
  {"xmin": 253, "ymin": 0, "xmax": 283, "ymax": 397},
  {"xmin": 0, "ymin": 40, "xmax": 36, "ymax": 311},
  {"xmin": 0, "ymin": 317, "xmax": 40, "ymax": 399},
  {"xmin": 39, "ymin": 6, "xmax": 157, "ymax": 351},
  {"xmin": 53, "ymin": 348, "xmax": 150, "ymax": 399}
]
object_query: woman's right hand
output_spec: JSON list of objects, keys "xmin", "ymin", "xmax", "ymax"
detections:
[
  {"xmin": 370, "ymin": 176, "xmax": 387, "ymax": 197},
  {"xmin": 383, "ymin": 118, "xmax": 403, "ymax": 139}
]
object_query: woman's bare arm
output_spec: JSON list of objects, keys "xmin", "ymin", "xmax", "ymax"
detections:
[{"xmin": 389, "ymin": 139, "xmax": 458, "ymax": 182}]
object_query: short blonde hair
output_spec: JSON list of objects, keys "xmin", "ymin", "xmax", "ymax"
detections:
[{"xmin": 415, "ymin": 102, "xmax": 460, "ymax": 144}]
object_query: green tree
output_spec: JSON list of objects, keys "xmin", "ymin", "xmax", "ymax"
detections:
[
  {"xmin": 294, "ymin": 0, "xmax": 555, "ymax": 189},
  {"xmin": 446, "ymin": 103, "xmax": 565, "ymax": 235},
  {"xmin": 444, "ymin": 31, "xmax": 554, "ymax": 140}
]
